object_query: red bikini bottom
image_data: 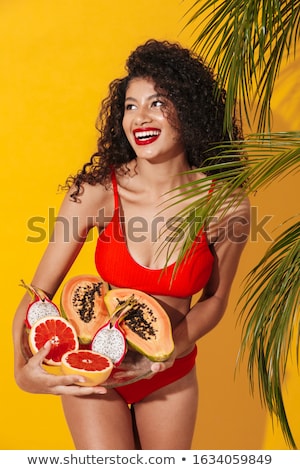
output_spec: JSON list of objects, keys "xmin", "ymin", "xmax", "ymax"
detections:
[{"xmin": 115, "ymin": 346, "xmax": 197, "ymax": 405}]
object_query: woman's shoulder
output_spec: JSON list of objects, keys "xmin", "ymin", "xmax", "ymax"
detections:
[
  {"xmin": 210, "ymin": 180, "xmax": 250, "ymax": 213},
  {"xmin": 66, "ymin": 179, "xmax": 112, "ymax": 203},
  {"xmin": 206, "ymin": 186, "xmax": 250, "ymax": 245},
  {"xmin": 60, "ymin": 179, "xmax": 115, "ymax": 230}
]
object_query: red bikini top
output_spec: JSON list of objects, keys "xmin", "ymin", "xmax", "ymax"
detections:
[{"xmin": 95, "ymin": 170, "xmax": 214, "ymax": 298}]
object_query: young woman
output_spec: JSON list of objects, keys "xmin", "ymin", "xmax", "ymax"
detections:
[{"xmin": 13, "ymin": 39, "xmax": 250, "ymax": 449}]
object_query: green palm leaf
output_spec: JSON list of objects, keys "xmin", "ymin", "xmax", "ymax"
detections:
[
  {"xmin": 159, "ymin": 132, "xmax": 300, "ymax": 267},
  {"xmin": 183, "ymin": 0, "xmax": 300, "ymax": 134},
  {"xmin": 237, "ymin": 221, "xmax": 300, "ymax": 449}
]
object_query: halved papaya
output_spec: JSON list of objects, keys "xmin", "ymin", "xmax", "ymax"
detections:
[
  {"xmin": 104, "ymin": 288, "xmax": 174, "ymax": 362},
  {"xmin": 60, "ymin": 274, "xmax": 109, "ymax": 345}
]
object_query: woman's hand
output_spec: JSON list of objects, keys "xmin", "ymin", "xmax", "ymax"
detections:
[
  {"xmin": 15, "ymin": 341, "xmax": 108, "ymax": 396},
  {"xmin": 149, "ymin": 352, "xmax": 176, "ymax": 375}
]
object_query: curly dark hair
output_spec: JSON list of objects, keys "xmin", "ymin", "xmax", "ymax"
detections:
[{"xmin": 68, "ymin": 39, "xmax": 243, "ymax": 199}]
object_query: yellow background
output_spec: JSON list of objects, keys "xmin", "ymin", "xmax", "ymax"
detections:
[{"xmin": 1, "ymin": 0, "xmax": 299, "ymax": 449}]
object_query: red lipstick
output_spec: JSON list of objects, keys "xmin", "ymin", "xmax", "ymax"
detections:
[{"xmin": 133, "ymin": 127, "xmax": 161, "ymax": 146}]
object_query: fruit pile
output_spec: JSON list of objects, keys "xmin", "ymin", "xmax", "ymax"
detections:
[{"xmin": 22, "ymin": 275, "xmax": 174, "ymax": 386}]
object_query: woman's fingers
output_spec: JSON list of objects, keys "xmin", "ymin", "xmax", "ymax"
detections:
[
  {"xmin": 46, "ymin": 372, "xmax": 108, "ymax": 395},
  {"xmin": 51, "ymin": 382, "xmax": 108, "ymax": 396},
  {"xmin": 25, "ymin": 342, "xmax": 108, "ymax": 395}
]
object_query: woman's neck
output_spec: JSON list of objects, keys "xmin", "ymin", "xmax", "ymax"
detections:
[{"xmin": 126, "ymin": 157, "xmax": 192, "ymax": 192}]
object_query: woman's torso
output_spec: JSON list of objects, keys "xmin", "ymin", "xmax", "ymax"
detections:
[{"xmin": 94, "ymin": 167, "xmax": 215, "ymax": 329}]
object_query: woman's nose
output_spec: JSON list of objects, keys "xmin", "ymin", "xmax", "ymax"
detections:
[{"xmin": 134, "ymin": 107, "xmax": 151, "ymax": 125}]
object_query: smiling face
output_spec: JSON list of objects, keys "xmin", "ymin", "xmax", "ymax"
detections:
[{"xmin": 122, "ymin": 77, "xmax": 185, "ymax": 162}]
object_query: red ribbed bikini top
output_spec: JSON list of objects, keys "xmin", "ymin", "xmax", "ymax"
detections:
[{"xmin": 95, "ymin": 170, "xmax": 214, "ymax": 298}]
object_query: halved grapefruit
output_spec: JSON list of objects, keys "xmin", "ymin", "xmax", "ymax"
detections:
[
  {"xmin": 61, "ymin": 350, "xmax": 113, "ymax": 386},
  {"xmin": 28, "ymin": 316, "xmax": 79, "ymax": 365}
]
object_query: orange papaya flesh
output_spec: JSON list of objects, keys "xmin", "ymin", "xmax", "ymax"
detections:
[
  {"xmin": 60, "ymin": 275, "xmax": 110, "ymax": 345},
  {"xmin": 104, "ymin": 288, "xmax": 174, "ymax": 362}
]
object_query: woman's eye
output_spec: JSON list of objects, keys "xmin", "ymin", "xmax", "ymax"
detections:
[
  {"xmin": 152, "ymin": 100, "xmax": 164, "ymax": 108},
  {"xmin": 125, "ymin": 103, "xmax": 137, "ymax": 111}
]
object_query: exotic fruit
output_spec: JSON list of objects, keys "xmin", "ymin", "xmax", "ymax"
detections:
[
  {"xmin": 20, "ymin": 279, "xmax": 60, "ymax": 329},
  {"xmin": 28, "ymin": 316, "xmax": 79, "ymax": 365},
  {"xmin": 61, "ymin": 350, "xmax": 113, "ymax": 386},
  {"xmin": 105, "ymin": 288, "xmax": 174, "ymax": 362},
  {"xmin": 91, "ymin": 296, "xmax": 137, "ymax": 366},
  {"xmin": 60, "ymin": 275, "xmax": 109, "ymax": 345}
]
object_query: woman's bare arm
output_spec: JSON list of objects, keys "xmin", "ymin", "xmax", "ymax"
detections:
[
  {"xmin": 173, "ymin": 196, "xmax": 250, "ymax": 356},
  {"xmin": 12, "ymin": 183, "xmax": 112, "ymax": 395}
]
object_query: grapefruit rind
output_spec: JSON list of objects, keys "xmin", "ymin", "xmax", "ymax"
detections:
[
  {"xmin": 28, "ymin": 315, "xmax": 79, "ymax": 366},
  {"xmin": 61, "ymin": 350, "xmax": 113, "ymax": 386}
]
